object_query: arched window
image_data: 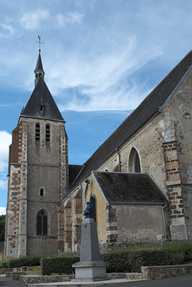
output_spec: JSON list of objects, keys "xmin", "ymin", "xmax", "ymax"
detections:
[
  {"xmin": 36, "ymin": 209, "xmax": 48, "ymax": 235},
  {"xmin": 129, "ymin": 147, "xmax": 141, "ymax": 173}
]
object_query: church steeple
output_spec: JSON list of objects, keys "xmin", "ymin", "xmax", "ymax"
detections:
[{"xmin": 34, "ymin": 51, "xmax": 45, "ymax": 87}]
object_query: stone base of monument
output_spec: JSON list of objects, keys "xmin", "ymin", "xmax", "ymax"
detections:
[
  {"xmin": 72, "ymin": 217, "xmax": 108, "ymax": 282},
  {"xmin": 72, "ymin": 261, "xmax": 109, "ymax": 282}
]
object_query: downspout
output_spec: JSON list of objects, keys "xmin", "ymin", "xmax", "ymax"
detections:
[
  {"xmin": 80, "ymin": 183, "xmax": 83, "ymax": 220},
  {"xmin": 162, "ymin": 204, "xmax": 168, "ymax": 241},
  {"xmin": 116, "ymin": 148, "xmax": 121, "ymax": 172}
]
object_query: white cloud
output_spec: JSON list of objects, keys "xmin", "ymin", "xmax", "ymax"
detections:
[
  {"xmin": 0, "ymin": 207, "xmax": 6, "ymax": 215},
  {"xmin": 0, "ymin": 23, "xmax": 15, "ymax": 38},
  {"xmin": 67, "ymin": 12, "xmax": 84, "ymax": 24},
  {"xmin": 56, "ymin": 12, "xmax": 84, "ymax": 27},
  {"xmin": 91, "ymin": 0, "xmax": 97, "ymax": 11},
  {"xmin": 46, "ymin": 37, "xmax": 163, "ymax": 112},
  {"xmin": 20, "ymin": 9, "xmax": 50, "ymax": 30},
  {"xmin": 0, "ymin": 131, "xmax": 11, "ymax": 172}
]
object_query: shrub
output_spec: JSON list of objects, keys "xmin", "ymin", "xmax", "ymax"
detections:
[
  {"xmin": 0, "ymin": 260, "xmax": 8, "ymax": 268},
  {"xmin": 163, "ymin": 241, "xmax": 192, "ymax": 264},
  {"xmin": 7, "ymin": 256, "xmax": 41, "ymax": 268},
  {"xmin": 40, "ymin": 256, "xmax": 80, "ymax": 275},
  {"xmin": 101, "ymin": 249, "xmax": 168, "ymax": 273}
]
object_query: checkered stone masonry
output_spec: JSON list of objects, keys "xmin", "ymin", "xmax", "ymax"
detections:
[
  {"xmin": 18, "ymin": 122, "xmax": 28, "ymax": 257},
  {"xmin": 73, "ymin": 191, "xmax": 82, "ymax": 251},
  {"xmin": 64, "ymin": 201, "xmax": 72, "ymax": 252},
  {"xmin": 5, "ymin": 121, "xmax": 28, "ymax": 259},
  {"xmin": 58, "ymin": 209, "xmax": 64, "ymax": 254},
  {"xmin": 60, "ymin": 126, "xmax": 69, "ymax": 198},
  {"xmin": 106, "ymin": 206, "xmax": 118, "ymax": 242},
  {"xmin": 162, "ymin": 142, "xmax": 188, "ymax": 240}
]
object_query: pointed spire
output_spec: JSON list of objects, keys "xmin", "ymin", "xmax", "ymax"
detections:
[{"xmin": 34, "ymin": 51, "xmax": 45, "ymax": 87}]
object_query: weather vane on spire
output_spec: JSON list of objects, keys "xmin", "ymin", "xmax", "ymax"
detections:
[{"xmin": 36, "ymin": 36, "xmax": 44, "ymax": 52}]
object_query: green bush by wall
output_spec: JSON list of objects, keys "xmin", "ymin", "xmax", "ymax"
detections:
[
  {"xmin": 7, "ymin": 256, "xmax": 41, "ymax": 268},
  {"xmin": 0, "ymin": 260, "xmax": 8, "ymax": 268},
  {"xmin": 101, "ymin": 249, "xmax": 168, "ymax": 273},
  {"xmin": 40, "ymin": 256, "xmax": 80, "ymax": 275}
]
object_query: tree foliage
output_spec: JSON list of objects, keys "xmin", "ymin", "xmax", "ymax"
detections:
[{"xmin": 0, "ymin": 215, "xmax": 6, "ymax": 242}]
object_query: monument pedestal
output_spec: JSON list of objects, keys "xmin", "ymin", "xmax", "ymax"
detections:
[
  {"xmin": 73, "ymin": 261, "xmax": 108, "ymax": 282},
  {"xmin": 72, "ymin": 217, "xmax": 108, "ymax": 282}
]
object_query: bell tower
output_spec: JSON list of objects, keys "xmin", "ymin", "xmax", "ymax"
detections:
[{"xmin": 5, "ymin": 50, "xmax": 69, "ymax": 259}]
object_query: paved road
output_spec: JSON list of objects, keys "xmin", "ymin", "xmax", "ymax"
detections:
[
  {"xmin": 0, "ymin": 276, "xmax": 25, "ymax": 286},
  {"xmin": 106, "ymin": 275, "xmax": 192, "ymax": 287},
  {"xmin": 1, "ymin": 275, "xmax": 192, "ymax": 287}
]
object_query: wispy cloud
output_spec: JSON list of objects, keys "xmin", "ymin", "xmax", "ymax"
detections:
[
  {"xmin": 46, "ymin": 37, "xmax": 163, "ymax": 111},
  {"xmin": 91, "ymin": 0, "xmax": 97, "ymax": 11},
  {"xmin": 0, "ymin": 23, "xmax": 15, "ymax": 38},
  {"xmin": 20, "ymin": 9, "xmax": 50, "ymax": 30},
  {"xmin": 56, "ymin": 12, "xmax": 84, "ymax": 27},
  {"xmin": 67, "ymin": 11, "xmax": 84, "ymax": 24}
]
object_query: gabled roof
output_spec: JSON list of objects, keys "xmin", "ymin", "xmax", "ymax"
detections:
[
  {"xmin": 69, "ymin": 164, "xmax": 83, "ymax": 187},
  {"xmin": 92, "ymin": 171, "xmax": 168, "ymax": 205},
  {"xmin": 67, "ymin": 50, "xmax": 192, "ymax": 194},
  {"xmin": 20, "ymin": 77, "xmax": 64, "ymax": 122}
]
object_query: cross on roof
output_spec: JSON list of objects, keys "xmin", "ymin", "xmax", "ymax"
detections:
[{"xmin": 36, "ymin": 36, "xmax": 44, "ymax": 52}]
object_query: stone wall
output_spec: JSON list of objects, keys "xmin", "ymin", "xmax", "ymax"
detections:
[
  {"xmin": 140, "ymin": 264, "xmax": 192, "ymax": 280},
  {"xmin": 20, "ymin": 274, "xmax": 74, "ymax": 287},
  {"xmin": 116, "ymin": 204, "xmax": 168, "ymax": 244},
  {"xmin": 0, "ymin": 268, "xmax": 13, "ymax": 274}
]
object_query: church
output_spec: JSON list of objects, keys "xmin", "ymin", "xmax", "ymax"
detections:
[{"xmin": 5, "ymin": 49, "xmax": 192, "ymax": 259}]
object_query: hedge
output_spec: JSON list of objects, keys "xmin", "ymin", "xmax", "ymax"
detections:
[
  {"xmin": 101, "ymin": 249, "xmax": 168, "ymax": 273},
  {"xmin": 7, "ymin": 256, "xmax": 41, "ymax": 268},
  {"xmin": 40, "ymin": 256, "xmax": 80, "ymax": 275},
  {"xmin": 40, "ymin": 249, "xmax": 167, "ymax": 275},
  {"xmin": 163, "ymin": 241, "xmax": 192, "ymax": 265},
  {"xmin": 0, "ymin": 260, "xmax": 8, "ymax": 268}
]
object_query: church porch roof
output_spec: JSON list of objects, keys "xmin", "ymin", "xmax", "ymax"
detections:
[{"xmin": 92, "ymin": 171, "xmax": 168, "ymax": 205}]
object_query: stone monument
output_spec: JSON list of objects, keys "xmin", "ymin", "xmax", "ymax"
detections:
[{"xmin": 72, "ymin": 195, "xmax": 108, "ymax": 281}]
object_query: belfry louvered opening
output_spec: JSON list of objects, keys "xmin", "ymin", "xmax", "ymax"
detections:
[
  {"xmin": 35, "ymin": 123, "xmax": 40, "ymax": 142},
  {"xmin": 46, "ymin": 124, "xmax": 50, "ymax": 147}
]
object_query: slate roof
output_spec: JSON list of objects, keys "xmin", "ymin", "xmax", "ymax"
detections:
[
  {"xmin": 0, "ymin": 242, "xmax": 4, "ymax": 252},
  {"xmin": 93, "ymin": 171, "xmax": 168, "ymax": 205},
  {"xmin": 69, "ymin": 164, "xmax": 83, "ymax": 187},
  {"xmin": 21, "ymin": 77, "xmax": 64, "ymax": 122},
  {"xmin": 34, "ymin": 52, "xmax": 45, "ymax": 74},
  {"xmin": 67, "ymin": 50, "xmax": 192, "ymax": 194}
]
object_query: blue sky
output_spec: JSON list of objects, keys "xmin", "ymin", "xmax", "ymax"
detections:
[{"xmin": 1, "ymin": 0, "xmax": 192, "ymax": 214}]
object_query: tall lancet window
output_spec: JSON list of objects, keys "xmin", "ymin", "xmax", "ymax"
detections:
[
  {"xmin": 36, "ymin": 209, "xmax": 48, "ymax": 235},
  {"xmin": 129, "ymin": 147, "xmax": 141, "ymax": 173}
]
